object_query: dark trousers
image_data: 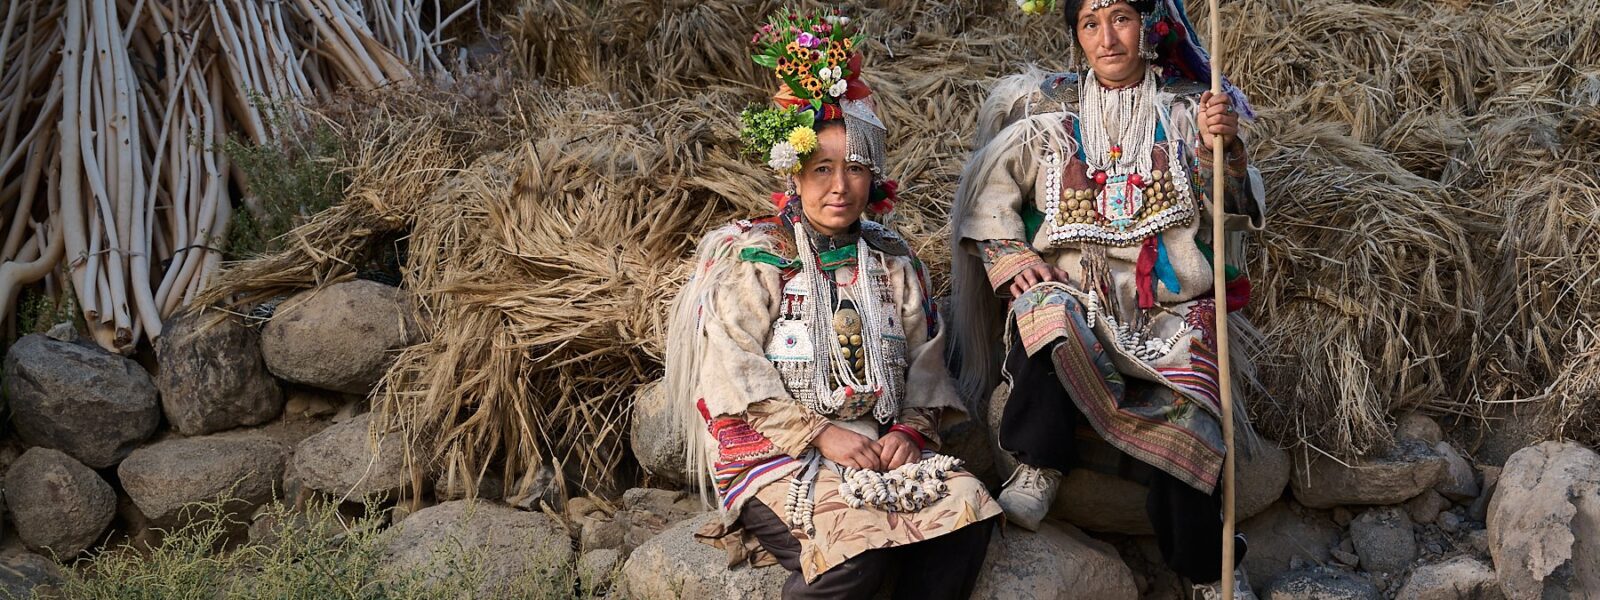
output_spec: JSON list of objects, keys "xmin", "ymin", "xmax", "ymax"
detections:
[
  {"xmin": 999, "ymin": 336, "xmax": 1245, "ymax": 584},
  {"xmin": 739, "ymin": 499, "xmax": 995, "ymax": 600}
]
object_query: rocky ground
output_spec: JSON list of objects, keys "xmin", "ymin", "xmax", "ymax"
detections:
[{"xmin": 0, "ymin": 278, "xmax": 1595, "ymax": 599}]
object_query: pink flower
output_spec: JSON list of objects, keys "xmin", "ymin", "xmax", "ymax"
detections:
[
  {"xmin": 751, "ymin": 33, "xmax": 760, "ymax": 43},
  {"xmin": 797, "ymin": 32, "xmax": 821, "ymax": 48}
]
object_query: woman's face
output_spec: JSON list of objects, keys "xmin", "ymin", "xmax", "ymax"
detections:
[
  {"xmin": 796, "ymin": 125, "xmax": 872, "ymax": 237},
  {"xmin": 1076, "ymin": 1, "xmax": 1148, "ymax": 87}
]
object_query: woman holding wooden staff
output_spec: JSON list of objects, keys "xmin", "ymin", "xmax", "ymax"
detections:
[{"xmin": 950, "ymin": 0, "xmax": 1264, "ymax": 597}]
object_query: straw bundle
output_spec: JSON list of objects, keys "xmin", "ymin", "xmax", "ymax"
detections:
[{"xmin": 191, "ymin": 0, "xmax": 1600, "ymax": 498}]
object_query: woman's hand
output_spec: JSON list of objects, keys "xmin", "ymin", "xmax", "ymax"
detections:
[
  {"xmin": 1007, "ymin": 263, "xmax": 1072, "ymax": 298},
  {"xmin": 1197, "ymin": 91, "xmax": 1243, "ymax": 153},
  {"xmin": 814, "ymin": 424, "xmax": 884, "ymax": 471},
  {"xmin": 877, "ymin": 431, "xmax": 922, "ymax": 470}
]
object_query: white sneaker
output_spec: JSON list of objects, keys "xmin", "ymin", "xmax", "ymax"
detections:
[
  {"xmin": 1192, "ymin": 569, "xmax": 1256, "ymax": 600},
  {"xmin": 997, "ymin": 465, "xmax": 1061, "ymax": 531}
]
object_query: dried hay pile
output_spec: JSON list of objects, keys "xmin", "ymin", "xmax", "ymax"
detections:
[{"xmin": 205, "ymin": 0, "xmax": 1600, "ymax": 498}]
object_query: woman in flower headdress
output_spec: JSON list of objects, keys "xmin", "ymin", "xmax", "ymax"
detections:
[
  {"xmin": 665, "ymin": 9, "xmax": 999, "ymax": 600},
  {"xmin": 950, "ymin": 0, "xmax": 1266, "ymax": 597}
]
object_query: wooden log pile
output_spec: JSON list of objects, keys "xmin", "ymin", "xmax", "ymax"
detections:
[{"xmin": 0, "ymin": 0, "xmax": 471, "ymax": 352}]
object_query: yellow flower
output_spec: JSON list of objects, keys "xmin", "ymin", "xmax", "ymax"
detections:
[
  {"xmin": 788, "ymin": 127, "xmax": 818, "ymax": 153},
  {"xmin": 827, "ymin": 46, "xmax": 847, "ymax": 64},
  {"xmin": 844, "ymin": 38, "xmax": 855, "ymax": 51},
  {"xmin": 801, "ymin": 76, "xmax": 824, "ymax": 95},
  {"xmin": 786, "ymin": 41, "xmax": 804, "ymax": 56}
]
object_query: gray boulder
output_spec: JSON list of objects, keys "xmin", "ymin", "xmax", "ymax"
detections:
[
  {"xmin": 1348, "ymin": 506, "xmax": 1416, "ymax": 574},
  {"xmin": 118, "ymin": 434, "xmax": 289, "ymax": 525},
  {"xmin": 155, "ymin": 311, "xmax": 282, "ymax": 435},
  {"xmin": 261, "ymin": 280, "xmax": 417, "ymax": 394},
  {"xmin": 0, "ymin": 553, "xmax": 64, "ymax": 599},
  {"xmin": 1432, "ymin": 441, "xmax": 1480, "ymax": 502},
  {"xmin": 379, "ymin": 500, "xmax": 573, "ymax": 596},
  {"xmin": 578, "ymin": 548, "xmax": 622, "ymax": 594},
  {"xmin": 292, "ymin": 412, "xmax": 411, "ymax": 500},
  {"xmin": 620, "ymin": 515, "xmax": 1136, "ymax": 600},
  {"xmin": 1291, "ymin": 441, "xmax": 1446, "ymax": 508},
  {"xmin": 3, "ymin": 333, "xmax": 160, "ymax": 467},
  {"xmin": 619, "ymin": 513, "xmax": 787, "ymax": 599},
  {"xmin": 1263, "ymin": 567, "xmax": 1380, "ymax": 600},
  {"xmin": 4, "ymin": 447, "xmax": 117, "ymax": 556},
  {"xmin": 1239, "ymin": 502, "xmax": 1342, "ymax": 587},
  {"xmin": 969, "ymin": 521, "xmax": 1138, "ymax": 600},
  {"xmin": 1396, "ymin": 413, "xmax": 1443, "ymax": 446},
  {"xmin": 1487, "ymin": 441, "xmax": 1600, "ymax": 599},
  {"xmin": 621, "ymin": 487, "xmax": 708, "ymax": 553},
  {"xmin": 1394, "ymin": 556, "xmax": 1502, "ymax": 600},
  {"xmin": 629, "ymin": 382, "xmax": 687, "ymax": 486}
]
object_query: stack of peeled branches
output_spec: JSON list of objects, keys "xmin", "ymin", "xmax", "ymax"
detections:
[{"xmin": 0, "ymin": 0, "xmax": 466, "ymax": 352}]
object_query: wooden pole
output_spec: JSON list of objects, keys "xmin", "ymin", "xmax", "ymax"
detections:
[{"xmin": 1208, "ymin": 0, "xmax": 1237, "ymax": 597}]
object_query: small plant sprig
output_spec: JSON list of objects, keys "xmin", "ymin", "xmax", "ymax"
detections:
[{"xmin": 740, "ymin": 105, "xmax": 818, "ymax": 174}]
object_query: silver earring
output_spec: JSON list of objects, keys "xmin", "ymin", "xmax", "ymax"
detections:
[{"xmin": 1138, "ymin": 27, "xmax": 1158, "ymax": 61}]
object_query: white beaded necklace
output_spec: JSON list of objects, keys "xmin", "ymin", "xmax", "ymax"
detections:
[
  {"xmin": 1079, "ymin": 68, "xmax": 1159, "ymax": 178},
  {"xmin": 793, "ymin": 223, "xmax": 899, "ymax": 423}
]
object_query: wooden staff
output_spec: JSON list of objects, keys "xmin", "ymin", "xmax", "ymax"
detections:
[{"xmin": 1208, "ymin": 0, "xmax": 1237, "ymax": 597}]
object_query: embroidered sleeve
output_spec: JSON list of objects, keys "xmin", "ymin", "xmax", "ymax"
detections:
[
  {"xmin": 894, "ymin": 407, "xmax": 943, "ymax": 451},
  {"xmin": 744, "ymin": 400, "xmax": 830, "ymax": 458},
  {"xmin": 1175, "ymin": 97, "xmax": 1265, "ymax": 229},
  {"xmin": 977, "ymin": 239, "xmax": 1046, "ymax": 292}
]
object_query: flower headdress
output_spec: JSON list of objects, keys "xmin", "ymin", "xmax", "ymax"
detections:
[
  {"xmin": 740, "ymin": 9, "xmax": 897, "ymax": 214},
  {"xmin": 1017, "ymin": 0, "xmax": 1255, "ymax": 119}
]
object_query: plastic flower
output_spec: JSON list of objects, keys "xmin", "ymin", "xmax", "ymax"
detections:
[
  {"xmin": 768, "ymin": 142, "xmax": 800, "ymax": 173},
  {"xmin": 787, "ymin": 126, "xmax": 818, "ymax": 153}
]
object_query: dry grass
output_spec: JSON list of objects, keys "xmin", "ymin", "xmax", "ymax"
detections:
[{"xmin": 202, "ymin": 0, "xmax": 1600, "ymax": 496}]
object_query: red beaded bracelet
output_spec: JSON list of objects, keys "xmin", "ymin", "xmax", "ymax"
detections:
[{"xmin": 887, "ymin": 424, "xmax": 928, "ymax": 452}]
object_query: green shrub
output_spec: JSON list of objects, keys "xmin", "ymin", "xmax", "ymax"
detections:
[
  {"xmin": 44, "ymin": 497, "xmax": 607, "ymax": 600},
  {"xmin": 221, "ymin": 105, "xmax": 348, "ymax": 259}
]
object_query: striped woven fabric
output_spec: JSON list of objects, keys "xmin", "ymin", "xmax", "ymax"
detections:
[{"xmin": 1012, "ymin": 286, "xmax": 1227, "ymax": 494}]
